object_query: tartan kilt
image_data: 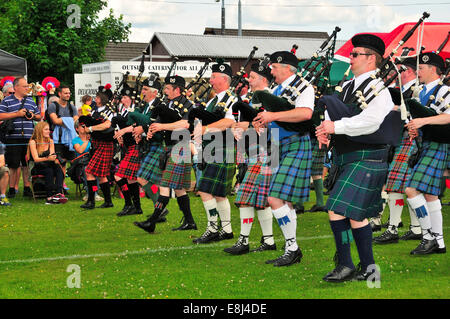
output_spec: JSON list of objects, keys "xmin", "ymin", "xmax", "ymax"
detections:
[
  {"xmin": 385, "ymin": 134, "xmax": 416, "ymax": 193},
  {"xmin": 235, "ymin": 155, "xmax": 272, "ymax": 210},
  {"xmin": 136, "ymin": 144, "xmax": 164, "ymax": 185},
  {"xmin": 85, "ymin": 140, "xmax": 114, "ymax": 177},
  {"xmin": 198, "ymin": 148, "xmax": 236, "ymax": 197},
  {"xmin": 160, "ymin": 146, "xmax": 192, "ymax": 190},
  {"xmin": 447, "ymin": 144, "xmax": 450, "ymax": 169},
  {"xmin": 115, "ymin": 144, "xmax": 140, "ymax": 180},
  {"xmin": 326, "ymin": 148, "xmax": 389, "ymax": 221},
  {"xmin": 310, "ymin": 137, "xmax": 326, "ymax": 176},
  {"xmin": 407, "ymin": 141, "xmax": 448, "ymax": 196},
  {"xmin": 268, "ymin": 134, "xmax": 312, "ymax": 204}
]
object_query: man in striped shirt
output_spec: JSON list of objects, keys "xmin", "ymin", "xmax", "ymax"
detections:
[{"xmin": 0, "ymin": 77, "xmax": 41, "ymax": 198}]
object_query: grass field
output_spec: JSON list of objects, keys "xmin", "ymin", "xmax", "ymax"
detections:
[{"xmin": 0, "ymin": 179, "xmax": 449, "ymax": 299}]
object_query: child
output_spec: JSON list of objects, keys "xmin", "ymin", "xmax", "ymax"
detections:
[{"xmin": 80, "ymin": 95, "xmax": 93, "ymax": 116}]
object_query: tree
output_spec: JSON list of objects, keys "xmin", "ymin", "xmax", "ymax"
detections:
[{"xmin": 0, "ymin": 0, "xmax": 131, "ymax": 88}]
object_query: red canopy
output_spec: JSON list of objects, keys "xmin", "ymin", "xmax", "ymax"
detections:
[{"xmin": 335, "ymin": 22, "xmax": 450, "ymax": 63}]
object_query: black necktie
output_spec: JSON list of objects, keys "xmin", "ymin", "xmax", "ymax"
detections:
[{"xmin": 342, "ymin": 80, "xmax": 355, "ymax": 103}]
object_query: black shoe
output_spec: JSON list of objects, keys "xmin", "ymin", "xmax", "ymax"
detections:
[
  {"xmin": 434, "ymin": 246, "xmax": 447, "ymax": 254},
  {"xmin": 80, "ymin": 200, "xmax": 95, "ymax": 209},
  {"xmin": 382, "ymin": 221, "xmax": 403, "ymax": 228},
  {"xmin": 216, "ymin": 230, "xmax": 234, "ymax": 241},
  {"xmin": 370, "ymin": 221, "xmax": 382, "ymax": 232},
  {"xmin": 99, "ymin": 201, "xmax": 114, "ymax": 208},
  {"xmin": 251, "ymin": 236, "xmax": 277, "ymax": 252},
  {"xmin": 117, "ymin": 205, "xmax": 133, "ymax": 216},
  {"xmin": 295, "ymin": 205, "xmax": 304, "ymax": 215},
  {"xmin": 149, "ymin": 208, "xmax": 169, "ymax": 223},
  {"xmin": 23, "ymin": 188, "xmax": 33, "ymax": 197},
  {"xmin": 306, "ymin": 205, "xmax": 327, "ymax": 213},
  {"xmin": 224, "ymin": 236, "xmax": 249, "ymax": 255},
  {"xmin": 117, "ymin": 206, "xmax": 142, "ymax": 216},
  {"xmin": 373, "ymin": 229, "xmax": 399, "ymax": 244},
  {"xmin": 7, "ymin": 188, "xmax": 16, "ymax": 198},
  {"xmin": 323, "ymin": 265, "xmax": 356, "ymax": 283},
  {"xmin": 192, "ymin": 230, "xmax": 219, "ymax": 244},
  {"xmin": 400, "ymin": 229, "xmax": 422, "ymax": 241},
  {"xmin": 410, "ymin": 238, "xmax": 439, "ymax": 255},
  {"xmin": 272, "ymin": 248, "xmax": 303, "ymax": 267},
  {"xmin": 172, "ymin": 222, "xmax": 197, "ymax": 231},
  {"xmin": 353, "ymin": 263, "xmax": 380, "ymax": 282},
  {"xmin": 133, "ymin": 220, "xmax": 156, "ymax": 233}
]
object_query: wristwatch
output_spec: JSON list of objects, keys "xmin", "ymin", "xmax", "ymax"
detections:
[{"xmin": 89, "ymin": 126, "xmax": 93, "ymax": 133}]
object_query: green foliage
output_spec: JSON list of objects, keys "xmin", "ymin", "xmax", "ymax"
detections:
[{"xmin": 0, "ymin": 0, "xmax": 131, "ymax": 87}]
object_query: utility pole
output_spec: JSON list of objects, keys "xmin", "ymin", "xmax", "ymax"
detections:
[
  {"xmin": 238, "ymin": 0, "xmax": 242, "ymax": 36},
  {"xmin": 215, "ymin": 0, "xmax": 225, "ymax": 35}
]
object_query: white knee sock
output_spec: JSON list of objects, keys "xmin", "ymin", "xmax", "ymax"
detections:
[
  {"xmin": 407, "ymin": 194, "xmax": 433, "ymax": 240},
  {"xmin": 203, "ymin": 198, "xmax": 218, "ymax": 232},
  {"xmin": 272, "ymin": 204, "xmax": 298, "ymax": 252},
  {"xmin": 257, "ymin": 207, "xmax": 274, "ymax": 245},
  {"xmin": 217, "ymin": 198, "xmax": 232, "ymax": 233},
  {"xmin": 239, "ymin": 207, "xmax": 255, "ymax": 243},
  {"xmin": 427, "ymin": 199, "xmax": 445, "ymax": 248},
  {"xmin": 388, "ymin": 192, "xmax": 404, "ymax": 233},
  {"xmin": 407, "ymin": 203, "xmax": 422, "ymax": 235}
]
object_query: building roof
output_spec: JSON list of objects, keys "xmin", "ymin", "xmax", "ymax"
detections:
[
  {"xmin": 203, "ymin": 27, "xmax": 329, "ymax": 39},
  {"xmin": 104, "ymin": 42, "xmax": 149, "ymax": 61},
  {"xmin": 150, "ymin": 32, "xmax": 346, "ymax": 60}
]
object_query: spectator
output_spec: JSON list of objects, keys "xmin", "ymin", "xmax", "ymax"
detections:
[
  {"xmin": 80, "ymin": 95, "xmax": 93, "ymax": 116},
  {"xmin": 0, "ymin": 142, "xmax": 11, "ymax": 206},
  {"xmin": 27, "ymin": 121, "xmax": 67, "ymax": 204},
  {"xmin": 0, "ymin": 77, "xmax": 41, "ymax": 198},
  {"xmin": 72, "ymin": 120, "xmax": 103, "ymax": 202},
  {"xmin": 2, "ymin": 83, "xmax": 15, "ymax": 98},
  {"xmin": 47, "ymin": 85, "xmax": 78, "ymax": 192}
]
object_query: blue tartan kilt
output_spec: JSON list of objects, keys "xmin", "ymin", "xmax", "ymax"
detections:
[
  {"xmin": 268, "ymin": 133, "xmax": 312, "ymax": 204},
  {"xmin": 136, "ymin": 144, "xmax": 164, "ymax": 185},
  {"xmin": 407, "ymin": 141, "xmax": 448, "ymax": 196},
  {"xmin": 326, "ymin": 148, "xmax": 389, "ymax": 221}
]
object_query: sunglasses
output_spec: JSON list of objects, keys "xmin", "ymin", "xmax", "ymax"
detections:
[
  {"xmin": 6, "ymin": 91, "xmax": 14, "ymax": 95},
  {"xmin": 349, "ymin": 52, "xmax": 373, "ymax": 58}
]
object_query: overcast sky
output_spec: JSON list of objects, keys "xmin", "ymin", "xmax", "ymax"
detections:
[{"xmin": 99, "ymin": 0, "xmax": 450, "ymax": 43}]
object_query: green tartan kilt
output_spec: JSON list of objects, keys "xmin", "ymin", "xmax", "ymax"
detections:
[
  {"xmin": 326, "ymin": 148, "xmax": 389, "ymax": 221},
  {"xmin": 197, "ymin": 148, "xmax": 236, "ymax": 197},
  {"xmin": 268, "ymin": 134, "xmax": 312, "ymax": 204},
  {"xmin": 407, "ymin": 140, "xmax": 448, "ymax": 196},
  {"xmin": 310, "ymin": 136, "xmax": 326, "ymax": 176},
  {"xmin": 160, "ymin": 146, "xmax": 192, "ymax": 190},
  {"xmin": 136, "ymin": 144, "xmax": 164, "ymax": 185}
]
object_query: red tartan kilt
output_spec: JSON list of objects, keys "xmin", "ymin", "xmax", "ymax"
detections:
[
  {"xmin": 116, "ymin": 145, "xmax": 140, "ymax": 180},
  {"xmin": 85, "ymin": 140, "xmax": 114, "ymax": 177}
]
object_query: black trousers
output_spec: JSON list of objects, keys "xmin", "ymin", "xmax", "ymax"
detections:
[{"xmin": 32, "ymin": 162, "xmax": 64, "ymax": 197}]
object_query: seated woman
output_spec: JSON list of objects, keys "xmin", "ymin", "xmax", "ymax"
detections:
[{"xmin": 27, "ymin": 121, "xmax": 67, "ymax": 204}]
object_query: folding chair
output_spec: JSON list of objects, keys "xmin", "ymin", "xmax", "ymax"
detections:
[{"xmin": 26, "ymin": 158, "xmax": 47, "ymax": 201}]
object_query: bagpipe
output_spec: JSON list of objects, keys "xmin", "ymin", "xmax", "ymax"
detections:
[
  {"xmin": 250, "ymin": 27, "xmax": 342, "ymax": 134},
  {"xmin": 188, "ymin": 47, "xmax": 258, "ymax": 132},
  {"xmin": 401, "ymin": 30, "xmax": 450, "ymax": 144},
  {"xmin": 78, "ymin": 114, "xmax": 115, "ymax": 142},
  {"xmin": 405, "ymin": 78, "xmax": 450, "ymax": 144}
]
